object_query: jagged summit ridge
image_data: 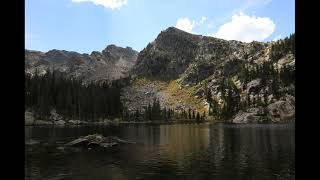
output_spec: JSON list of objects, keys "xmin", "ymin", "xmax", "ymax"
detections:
[{"xmin": 25, "ymin": 45, "xmax": 138, "ymax": 83}]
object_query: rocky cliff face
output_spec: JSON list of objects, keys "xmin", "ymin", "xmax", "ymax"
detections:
[{"xmin": 25, "ymin": 45, "xmax": 138, "ymax": 83}]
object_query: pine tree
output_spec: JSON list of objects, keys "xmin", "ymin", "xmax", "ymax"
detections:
[
  {"xmin": 202, "ymin": 111, "xmax": 206, "ymax": 120},
  {"xmin": 135, "ymin": 109, "xmax": 140, "ymax": 121},
  {"xmin": 196, "ymin": 112, "xmax": 200, "ymax": 122},
  {"xmin": 192, "ymin": 110, "xmax": 195, "ymax": 119}
]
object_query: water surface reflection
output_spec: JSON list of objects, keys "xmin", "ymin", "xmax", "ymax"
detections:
[{"xmin": 25, "ymin": 123, "xmax": 295, "ymax": 180}]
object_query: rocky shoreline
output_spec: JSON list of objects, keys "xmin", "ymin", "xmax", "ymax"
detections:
[
  {"xmin": 25, "ymin": 94, "xmax": 294, "ymax": 126},
  {"xmin": 230, "ymin": 95, "xmax": 295, "ymax": 124},
  {"xmin": 25, "ymin": 110, "xmax": 122, "ymax": 126}
]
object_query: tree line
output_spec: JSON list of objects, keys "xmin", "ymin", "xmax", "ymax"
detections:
[
  {"xmin": 25, "ymin": 70, "xmax": 123, "ymax": 121},
  {"xmin": 270, "ymin": 33, "xmax": 295, "ymax": 61},
  {"xmin": 25, "ymin": 70, "xmax": 206, "ymax": 122},
  {"xmin": 122, "ymin": 98, "xmax": 206, "ymax": 122}
]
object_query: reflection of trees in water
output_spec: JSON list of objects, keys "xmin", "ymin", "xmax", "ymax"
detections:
[
  {"xmin": 114, "ymin": 124, "xmax": 211, "ymax": 179},
  {"xmin": 120, "ymin": 124, "xmax": 160, "ymax": 145},
  {"xmin": 208, "ymin": 124, "xmax": 295, "ymax": 178},
  {"xmin": 158, "ymin": 124, "xmax": 209, "ymax": 159}
]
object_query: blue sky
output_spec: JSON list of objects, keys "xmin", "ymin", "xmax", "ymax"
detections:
[{"xmin": 25, "ymin": 0, "xmax": 295, "ymax": 53}]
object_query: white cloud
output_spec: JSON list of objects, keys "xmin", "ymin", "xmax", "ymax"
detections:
[
  {"xmin": 272, "ymin": 34, "xmax": 282, "ymax": 42},
  {"xmin": 175, "ymin": 16, "xmax": 207, "ymax": 33},
  {"xmin": 175, "ymin": 18, "xmax": 195, "ymax": 33},
  {"xmin": 71, "ymin": 0, "xmax": 127, "ymax": 10},
  {"xmin": 211, "ymin": 12, "xmax": 275, "ymax": 42},
  {"xmin": 199, "ymin": 16, "xmax": 207, "ymax": 24}
]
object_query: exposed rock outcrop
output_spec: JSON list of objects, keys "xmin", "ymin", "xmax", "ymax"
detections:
[
  {"xmin": 232, "ymin": 107, "xmax": 268, "ymax": 124},
  {"xmin": 232, "ymin": 111, "xmax": 268, "ymax": 124},
  {"xmin": 232, "ymin": 95, "xmax": 295, "ymax": 123},
  {"xmin": 246, "ymin": 79, "xmax": 262, "ymax": 93},
  {"xmin": 267, "ymin": 95, "xmax": 295, "ymax": 122}
]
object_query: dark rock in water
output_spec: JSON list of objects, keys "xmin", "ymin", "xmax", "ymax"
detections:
[
  {"xmin": 108, "ymin": 136, "xmax": 136, "ymax": 144},
  {"xmin": 100, "ymin": 142, "xmax": 118, "ymax": 148},
  {"xmin": 87, "ymin": 142, "xmax": 100, "ymax": 148},
  {"xmin": 65, "ymin": 138, "xmax": 89, "ymax": 147},
  {"xmin": 63, "ymin": 134, "xmax": 134, "ymax": 150}
]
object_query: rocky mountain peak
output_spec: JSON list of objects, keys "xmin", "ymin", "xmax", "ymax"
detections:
[
  {"xmin": 102, "ymin": 44, "xmax": 138, "ymax": 62},
  {"xmin": 132, "ymin": 27, "xmax": 292, "ymax": 87},
  {"xmin": 25, "ymin": 44, "xmax": 138, "ymax": 83}
]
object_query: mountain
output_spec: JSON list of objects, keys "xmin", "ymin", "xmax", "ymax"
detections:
[
  {"xmin": 124, "ymin": 27, "xmax": 295, "ymax": 123},
  {"xmin": 25, "ymin": 45, "xmax": 138, "ymax": 83},
  {"xmin": 133, "ymin": 27, "xmax": 292, "ymax": 84}
]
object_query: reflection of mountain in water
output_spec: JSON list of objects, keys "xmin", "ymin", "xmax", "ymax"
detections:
[{"xmin": 158, "ymin": 124, "xmax": 209, "ymax": 159}]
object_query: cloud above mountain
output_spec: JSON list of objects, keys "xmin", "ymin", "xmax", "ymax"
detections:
[
  {"xmin": 71, "ymin": 0, "xmax": 127, "ymax": 10},
  {"xmin": 211, "ymin": 12, "xmax": 275, "ymax": 42},
  {"xmin": 175, "ymin": 18, "xmax": 195, "ymax": 33},
  {"xmin": 175, "ymin": 16, "xmax": 207, "ymax": 33}
]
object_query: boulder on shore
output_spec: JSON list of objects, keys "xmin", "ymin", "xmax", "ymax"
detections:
[
  {"xmin": 50, "ymin": 109, "xmax": 63, "ymax": 121},
  {"xmin": 25, "ymin": 112, "xmax": 35, "ymax": 126},
  {"xmin": 34, "ymin": 120, "xmax": 53, "ymax": 125},
  {"xmin": 68, "ymin": 120, "xmax": 82, "ymax": 125},
  {"xmin": 231, "ymin": 95, "xmax": 295, "ymax": 124},
  {"xmin": 232, "ymin": 110, "xmax": 268, "ymax": 124},
  {"xmin": 54, "ymin": 120, "xmax": 66, "ymax": 125},
  {"xmin": 267, "ymin": 95, "xmax": 295, "ymax": 122}
]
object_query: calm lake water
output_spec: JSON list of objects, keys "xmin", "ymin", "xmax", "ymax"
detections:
[{"xmin": 25, "ymin": 123, "xmax": 295, "ymax": 180}]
